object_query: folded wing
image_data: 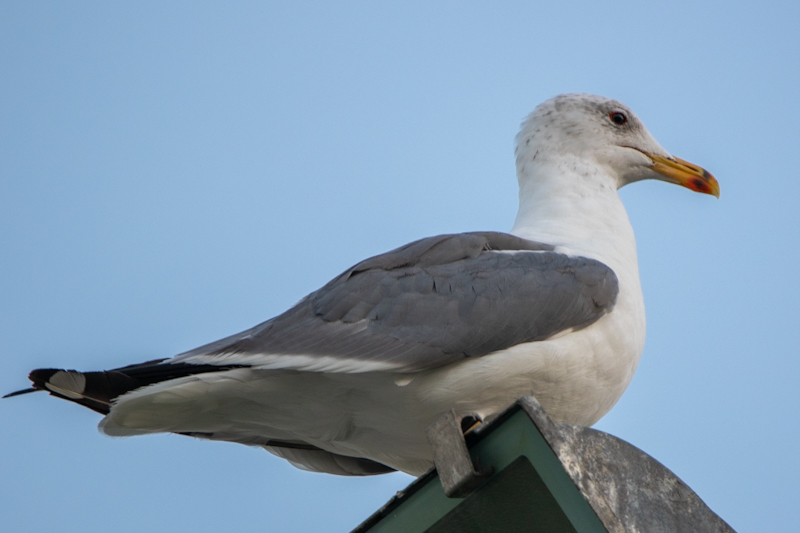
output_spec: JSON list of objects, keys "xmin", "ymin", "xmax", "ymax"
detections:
[{"xmin": 173, "ymin": 231, "xmax": 619, "ymax": 373}]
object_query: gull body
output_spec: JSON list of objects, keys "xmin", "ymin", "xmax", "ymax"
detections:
[{"xmin": 13, "ymin": 94, "xmax": 718, "ymax": 476}]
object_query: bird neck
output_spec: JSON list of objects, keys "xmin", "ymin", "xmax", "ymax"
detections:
[{"xmin": 510, "ymin": 157, "xmax": 639, "ymax": 277}]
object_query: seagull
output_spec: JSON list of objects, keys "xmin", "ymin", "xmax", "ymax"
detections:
[{"xmin": 7, "ymin": 94, "xmax": 719, "ymax": 476}]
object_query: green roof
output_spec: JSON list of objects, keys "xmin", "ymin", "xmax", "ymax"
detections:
[{"xmin": 354, "ymin": 397, "xmax": 735, "ymax": 533}]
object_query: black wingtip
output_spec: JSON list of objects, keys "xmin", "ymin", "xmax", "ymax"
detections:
[{"xmin": 3, "ymin": 387, "xmax": 39, "ymax": 399}]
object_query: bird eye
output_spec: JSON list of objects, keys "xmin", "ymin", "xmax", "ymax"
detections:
[{"xmin": 609, "ymin": 112, "xmax": 628, "ymax": 126}]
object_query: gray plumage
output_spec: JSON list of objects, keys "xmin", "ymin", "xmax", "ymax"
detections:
[{"xmin": 175, "ymin": 231, "xmax": 619, "ymax": 373}]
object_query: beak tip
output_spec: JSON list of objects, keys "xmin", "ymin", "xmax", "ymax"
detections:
[{"xmin": 708, "ymin": 177, "xmax": 721, "ymax": 199}]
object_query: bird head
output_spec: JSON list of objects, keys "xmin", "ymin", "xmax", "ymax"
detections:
[{"xmin": 515, "ymin": 93, "xmax": 719, "ymax": 197}]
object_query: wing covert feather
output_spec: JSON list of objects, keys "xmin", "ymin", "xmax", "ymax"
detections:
[{"xmin": 174, "ymin": 232, "xmax": 618, "ymax": 372}]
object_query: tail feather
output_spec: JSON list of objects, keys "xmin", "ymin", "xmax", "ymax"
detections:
[
  {"xmin": 22, "ymin": 359, "xmax": 245, "ymax": 415},
  {"xmin": 10, "ymin": 359, "xmax": 398, "ymax": 475}
]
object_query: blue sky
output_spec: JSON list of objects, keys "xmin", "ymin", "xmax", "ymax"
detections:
[{"xmin": 1, "ymin": 2, "xmax": 798, "ymax": 531}]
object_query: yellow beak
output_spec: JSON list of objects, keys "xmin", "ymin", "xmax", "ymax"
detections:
[{"xmin": 646, "ymin": 153, "xmax": 720, "ymax": 198}]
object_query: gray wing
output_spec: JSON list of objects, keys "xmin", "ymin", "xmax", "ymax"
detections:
[{"xmin": 173, "ymin": 232, "xmax": 619, "ymax": 373}]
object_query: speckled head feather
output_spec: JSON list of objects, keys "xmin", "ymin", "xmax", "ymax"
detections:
[{"xmin": 516, "ymin": 93, "xmax": 675, "ymax": 188}]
